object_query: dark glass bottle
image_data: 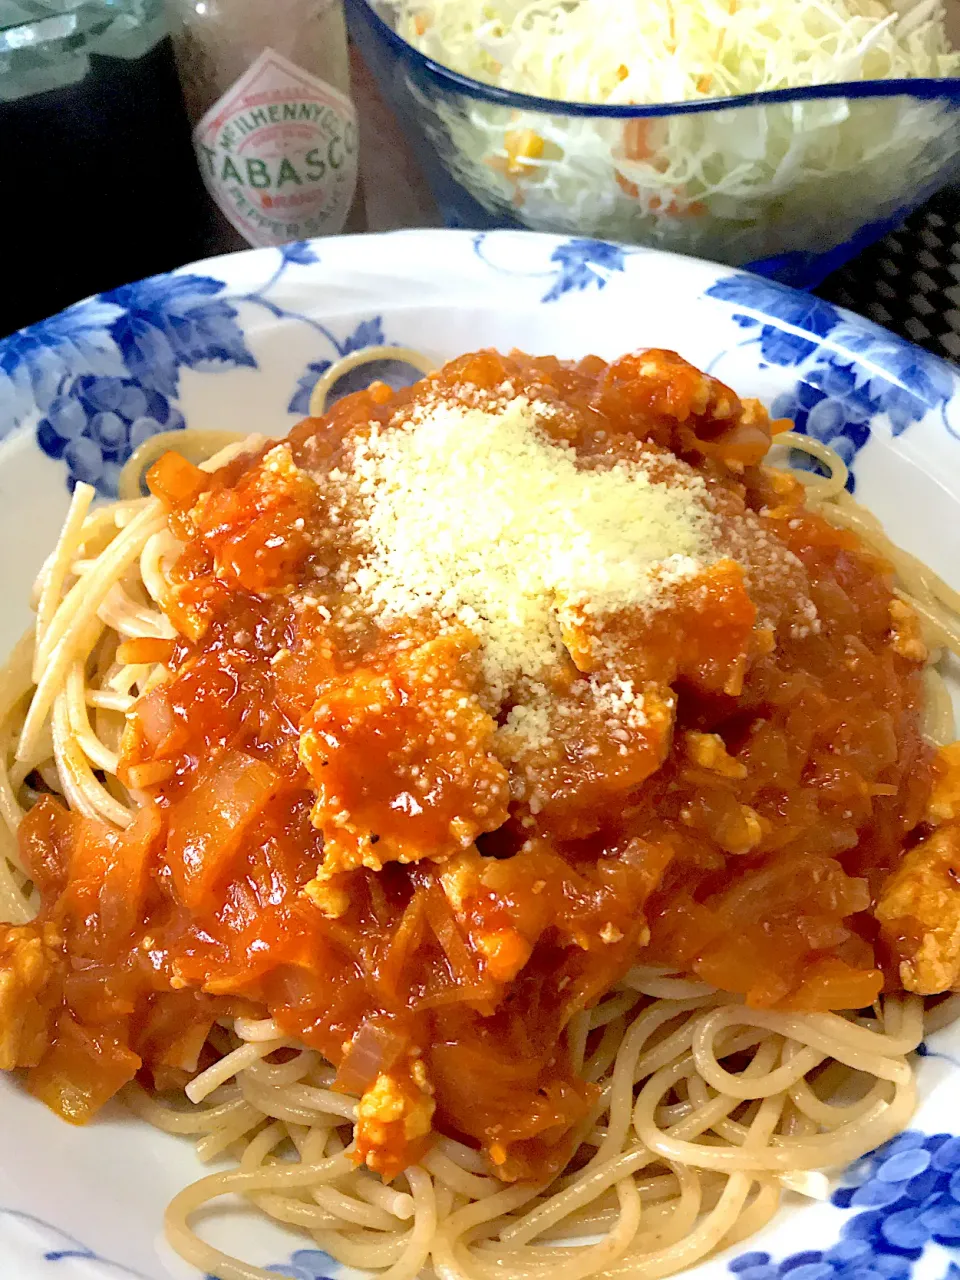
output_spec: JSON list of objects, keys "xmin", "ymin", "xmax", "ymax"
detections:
[{"xmin": 0, "ymin": 0, "xmax": 216, "ymax": 338}]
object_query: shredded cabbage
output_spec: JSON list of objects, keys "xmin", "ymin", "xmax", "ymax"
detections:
[
  {"xmin": 378, "ymin": 0, "xmax": 960, "ymax": 264},
  {"xmin": 394, "ymin": 0, "xmax": 959, "ymax": 104}
]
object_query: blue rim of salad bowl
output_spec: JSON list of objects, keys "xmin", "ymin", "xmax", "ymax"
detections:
[{"xmin": 349, "ymin": 0, "xmax": 960, "ymax": 116}]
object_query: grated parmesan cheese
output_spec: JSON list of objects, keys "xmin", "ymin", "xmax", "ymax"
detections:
[
  {"xmin": 591, "ymin": 676, "xmax": 648, "ymax": 732},
  {"xmin": 338, "ymin": 394, "xmax": 715, "ymax": 700},
  {"xmin": 497, "ymin": 673, "xmax": 651, "ymax": 756},
  {"xmin": 500, "ymin": 698, "xmax": 553, "ymax": 757}
]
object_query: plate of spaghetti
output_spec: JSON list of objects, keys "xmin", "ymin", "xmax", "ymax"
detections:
[{"xmin": 1, "ymin": 229, "xmax": 960, "ymax": 1280}]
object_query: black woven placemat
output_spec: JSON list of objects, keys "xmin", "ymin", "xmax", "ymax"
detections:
[{"xmin": 817, "ymin": 184, "xmax": 960, "ymax": 365}]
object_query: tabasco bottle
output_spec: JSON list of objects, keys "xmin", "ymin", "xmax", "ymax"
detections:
[{"xmin": 168, "ymin": 0, "xmax": 365, "ymax": 252}]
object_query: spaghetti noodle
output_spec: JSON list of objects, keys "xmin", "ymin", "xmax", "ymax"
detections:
[{"xmin": 0, "ymin": 346, "xmax": 956, "ymax": 1280}]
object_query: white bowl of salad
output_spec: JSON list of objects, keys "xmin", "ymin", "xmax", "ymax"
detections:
[{"xmin": 346, "ymin": 0, "xmax": 960, "ymax": 286}]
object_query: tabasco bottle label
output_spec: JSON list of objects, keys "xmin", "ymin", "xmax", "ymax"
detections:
[{"xmin": 194, "ymin": 47, "xmax": 359, "ymax": 247}]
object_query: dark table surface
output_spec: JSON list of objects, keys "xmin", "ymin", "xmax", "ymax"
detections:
[{"xmin": 817, "ymin": 185, "xmax": 960, "ymax": 365}]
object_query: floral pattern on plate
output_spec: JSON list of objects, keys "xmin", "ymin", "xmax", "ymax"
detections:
[
  {"xmin": 704, "ymin": 274, "xmax": 959, "ymax": 489},
  {"xmin": 0, "ymin": 229, "xmax": 958, "ymax": 1280},
  {"xmin": 729, "ymin": 1130, "xmax": 960, "ymax": 1280}
]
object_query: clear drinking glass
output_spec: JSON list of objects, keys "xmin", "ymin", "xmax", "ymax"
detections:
[{"xmin": 0, "ymin": 0, "xmax": 214, "ymax": 337}]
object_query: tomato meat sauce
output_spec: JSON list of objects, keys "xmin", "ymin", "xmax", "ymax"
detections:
[{"xmin": 7, "ymin": 349, "xmax": 948, "ymax": 1184}]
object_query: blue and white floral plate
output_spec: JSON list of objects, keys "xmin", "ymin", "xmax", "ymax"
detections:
[{"xmin": 1, "ymin": 228, "xmax": 960, "ymax": 1280}]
